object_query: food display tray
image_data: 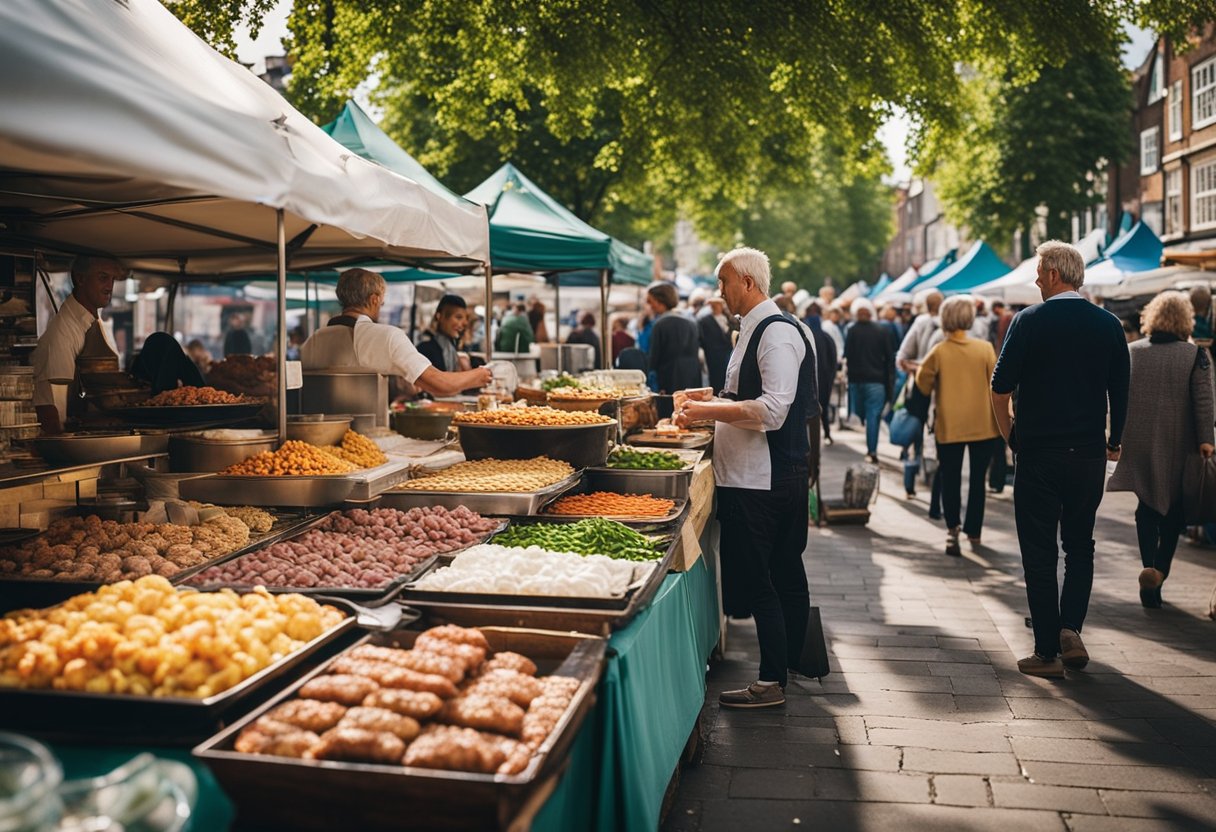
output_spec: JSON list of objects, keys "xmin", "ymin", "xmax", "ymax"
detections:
[
  {"xmin": 105, "ymin": 402, "xmax": 266, "ymax": 426},
  {"xmin": 537, "ymin": 482, "xmax": 688, "ymax": 525},
  {"xmin": 378, "ymin": 472, "xmax": 581, "ymax": 516},
  {"xmin": 179, "ymin": 473, "xmax": 357, "ymax": 508},
  {"xmin": 591, "ymin": 447, "xmax": 704, "ymax": 473},
  {"xmin": 345, "ymin": 459, "xmax": 413, "ymax": 501},
  {"xmin": 194, "ymin": 626, "xmax": 606, "ymax": 832},
  {"xmin": 626, "ymin": 429, "xmax": 713, "ymax": 449},
  {"xmin": 32, "ymin": 432, "xmax": 170, "ymax": 465},
  {"xmin": 0, "ymin": 512, "xmax": 326, "ymax": 614},
  {"xmin": 397, "ymin": 514, "xmax": 682, "ymax": 636},
  {"xmin": 580, "ymin": 468, "xmax": 691, "ymax": 501},
  {"xmin": 0, "ymin": 608, "xmax": 358, "ymax": 747}
]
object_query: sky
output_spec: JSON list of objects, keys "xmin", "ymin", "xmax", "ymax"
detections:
[{"xmin": 235, "ymin": 6, "xmax": 1159, "ymax": 184}]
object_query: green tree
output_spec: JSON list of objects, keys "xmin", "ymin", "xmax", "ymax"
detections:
[{"xmin": 921, "ymin": 49, "xmax": 1131, "ymax": 255}]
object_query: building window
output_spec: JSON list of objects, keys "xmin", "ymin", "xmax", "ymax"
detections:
[
  {"xmin": 1193, "ymin": 58, "xmax": 1216, "ymax": 129},
  {"xmin": 1192, "ymin": 158, "xmax": 1216, "ymax": 230},
  {"xmin": 1169, "ymin": 80, "xmax": 1183, "ymax": 141},
  {"xmin": 1166, "ymin": 168, "xmax": 1183, "ymax": 235},
  {"xmin": 1140, "ymin": 127, "xmax": 1160, "ymax": 175},
  {"xmin": 1149, "ymin": 52, "xmax": 1165, "ymax": 103}
]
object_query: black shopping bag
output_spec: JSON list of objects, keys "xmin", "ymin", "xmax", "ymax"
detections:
[
  {"xmin": 1184, "ymin": 454, "xmax": 1216, "ymax": 525},
  {"xmin": 792, "ymin": 606, "xmax": 831, "ymax": 679}
]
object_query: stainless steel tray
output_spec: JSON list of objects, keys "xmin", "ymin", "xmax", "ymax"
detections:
[
  {"xmin": 403, "ymin": 560, "xmax": 657, "ymax": 610},
  {"xmin": 345, "ymin": 458, "xmax": 412, "ymax": 501},
  {"xmin": 626, "ymin": 429, "xmax": 713, "ymax": 449},
  {"xmin": 0, "ymin": 607, "xmax": 357, "ymax": 746},
  {"xmin": 194, "ymin": 627, "xmax": 606, "ymax": 832},
  {"xmin": 379, "ymin": 472, "xmax": 582, "ymax": 516},
  {"xmin": 32, "ymin": 432, "xmax": 169, "ymax": 465},
  {"xmin": 539, "ymin": 491, "xmax": 687, "ymax": 525},
  {"xmin": 593, "ymin": 447, "xmax": 704, "ymax": 472},
  {"xmin": 581, "ymin": 468, "xmax": 691, "ymax": 500},
  {"xmin": 179, "ymin": 473, "xmax": 357, "ymax": 507}
]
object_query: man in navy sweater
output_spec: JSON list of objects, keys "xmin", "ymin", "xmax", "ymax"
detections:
[{"xmin": 990, "ymin": 241, "xmax": 1129, "ymax": 678}]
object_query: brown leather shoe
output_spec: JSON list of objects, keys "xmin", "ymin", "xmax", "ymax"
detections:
[
  {"xmin": 1059, "ymin": 629, "xmax": 1089, "ymax": 670},
  {"xmin": 1017, "ymin": 654, "xmax": 1065, "ymax": 678},
  {"xmin": 719, "ymin": 682, "xmax": 786, "ymax": 709},
  {"xmin": 1139, "ymin": 568, "xmax": 1165, "ymax": 609}
]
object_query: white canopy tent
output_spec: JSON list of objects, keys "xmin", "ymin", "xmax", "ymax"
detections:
[
  {"xmin": 973, "ymin": 227, "xmax": 1108, "ymax": 306},
  {"xmin": 873, "ymin": 265, "xmax": 924, "ymax": 302},
  {"xmin": 1101, "ymin": 266, "xmax": 1205, "ymax": 299}
]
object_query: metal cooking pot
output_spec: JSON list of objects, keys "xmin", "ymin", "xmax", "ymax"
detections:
[
  {"xmin": 167, "ymin": 433, "xmax": 277, "ymax": 473},
  {"xmin": 457, "ymin": 421, "xmax": 614, "ymax": 468},
  {"xmin": 286, "ymin": 415, "xmax": 351, "ymax": 446},
  {"xmin": 391, "ymin": 404, "xmax": 465, "ymax": 440}
]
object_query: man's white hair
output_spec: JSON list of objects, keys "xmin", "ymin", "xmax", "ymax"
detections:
[
  {"xmin": 715, "ymin": 247, "xmax": 772, "ymax": 296},
  {"xmin": 851, "ymin": 297, "xmax": 876, "ymax": 320},
  {"xmin": 1036, "ymin": 240, "xmax": 1086, "ymax": 289}
]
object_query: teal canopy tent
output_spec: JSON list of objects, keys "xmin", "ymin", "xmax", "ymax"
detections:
[
  {"xmin": 922, "ymin": 242, "xmax": 1011, "ymax": 293},
  {"xmin": 898, "ymin": 249, "xmax": 959, "ymax": 294},
  {"xmin": 1085, "ymin": 220, "xmax": 1164, "ymax": 286},
  {"xmin": 867, "ymin": 273, "xmax": 892, "ymax": 297}
]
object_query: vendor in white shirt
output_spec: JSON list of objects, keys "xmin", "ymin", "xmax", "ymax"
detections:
[{"xmin": 300, "ymin": 268, "xmax": 491, "ymax": 397}]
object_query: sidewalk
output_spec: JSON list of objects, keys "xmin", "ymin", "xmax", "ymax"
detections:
[{"xmin": 664, "ymin": 425, "xmax": 1216, "ymax": 831}]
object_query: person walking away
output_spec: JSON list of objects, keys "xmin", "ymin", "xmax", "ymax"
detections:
[
  {"xmin": 698, "ymin": 295, "xmax": 732, "ymax": 394},
  {"xmin": 844, "ymin": 298, "xmax": 893, "ymax": 463},
  {"xmin": 1107, "ymin": 291, "xmax": 1215, "ymax": 608},
  {"xmin": 610, "ymin": 316, "xmax": 635, "ymax": 365},
  {"xmin": 804, "ymin": 302, "xmax": 838, "ymax": 445},
  {"xmin": 990, "ymin": 241, "xmax": 1129, "ymax": 679},
  {"xmin": 898, "ymin": 289, "xmax": 946, "ymax": 511},
  {"xmin": 915, "ymin": 295, "xmax": 999, "ymax": 557},
  {"xmin": 526, "ymin": 297, "xmax": 550, "ymax": 343},
  {"xmin": 986, "ymin": 299, "xmax": 1014, "ymax": 494},
  {"xmin": 676, "ymin": 246, "xmax": 817, "ymax": 707},
  {"xmin": 565, "ymin": 312, "xmax": 602, "ymax": 369},
  {"xmin": 646, "ymin": 282, "xmax": 701, "ymax": 394},
  {"xmin": 496, "ymin": 303, "xmax": 535, "ymax": 354}
]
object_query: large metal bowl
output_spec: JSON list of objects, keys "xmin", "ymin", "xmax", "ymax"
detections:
[
  {"xmin": 33, "ymin": 432, "xmax": 169, "ymax": 465},
  {"xmin": 457, "ymin": 421, "xmax": 615, "ymax": 468},
  {"xmin": 285, "ymin": 415, "xmax": 351, "ymax": 446},
  {"xmin": 167, "ymin": 433, "xmax": 277, "ymax": 473},
  {"xmin": 391, "ymin": 402, "xmax": 467, "ymax": 440}
]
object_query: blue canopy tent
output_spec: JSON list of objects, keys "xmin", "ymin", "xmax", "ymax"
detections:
[
  {"xmin": 1085, "ymin": 221, "xmax": 1164, "ymax": 288},
  {"xmin": 921, "ymin": 242, "xmax": 1011, "ymax": 293},
  {"xmin": 896, "ymin": 249, "xmax": 959, "ymax": 295},
  {"xmin": 867, "ymin": 273, "xmax": 892, "ymax": 297}
]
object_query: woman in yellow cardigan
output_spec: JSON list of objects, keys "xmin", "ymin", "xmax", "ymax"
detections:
[{"xmin": 916, "ymin": 295, "xmax": 1000, "ymax": 557}]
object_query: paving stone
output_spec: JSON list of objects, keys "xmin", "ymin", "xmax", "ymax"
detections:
[
  {"xmin": 1065, "ymin": 816, "xmax": 1193, "ymax": 832},
  {"xmin": 696, "ymin": 799, "xmax": 1067, "ymax": 832},
  {"xmin": 988, "ymin": 780, "xmax": 1106, "ymax": 814},
  {"xmin": 813, "ymin": 769, "xmax": 931, "ymax": 803},
  {"xmin": 703, "ymin": 741, "xmax": 901, "ymax": 772},
  {"xmin": 662, "ymin": 799, "xmax": 702, "ymax": 832},
  {"xmin": 673, "ymin": 764, "xmax": 732, "ymax": 800},
  {"xmin": 930, "ymin": 774, "xmax": 990, "ymax": 806},
  {"xmin": 901, "ymin": 748, "xmax": 1022, "ymax": 776},
  {"xmin": 866, "ymin": 726, "xmax": 1012, "ymax": 753},
  {"xmin": 952, "ymin": 695, "xmax": 1014, "ymax": 719},
  {"xmin": 948, "ymin": 675, "xmax": 1004, "ymax": 695},
  {"xmin": 834, "ymin": 716, "xmax": 868, "ymax": 745},
  {"xmin": 711, "ymin": 725, "xmax": 838, "ymax": 746},
  {"xmin": 1020, "ymin": 761, "xmax": 1204, "ymax": 792},
  {"xmin": 1099, "ymin": 789, "xmax": 1216, "ymax": 825},
  {"xmin": 727, "ymin": 767, "xmax": 813, "ymax": 800},
  {"xmin": 1006, "ymin": 697, "xmax": 1087, "ymax": 720},
  {"xmin": 820, "ymin": 673, "xmax": 954, "ymax": 694},
  {"xmin": 927, "ymin": 662, "xmax": 998, "ymax": 677},
  {"xmin": 1009, "ymin": 736, "xmax": 1196, "ymax": 767},
  {"xmin": 936, "ymin": 636, "xmax": 984, "ymax": 651}
]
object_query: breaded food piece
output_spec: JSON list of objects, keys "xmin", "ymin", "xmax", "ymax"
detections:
[
  {"xmin": 402, "ymin": 725, "xmax": 506, "ymax": 774},
  {"xmin": 418, "ymin": 625, "xmax": 490, "ymax": 652},
  {"xmin": 479, "ymin": 651, "xmax": 538, "ymax": 677},
  {"xmin": 298, "ymin": 674, "xmax": 379, "ymax": 706},
  {"xmin": 265, "ymin": 699, "xmax": 347, "ymax": 733},
  {"xmin": 234, "ymin": 717, "xmax": 320, "ymax": 758},
  {"xmin": 328, "ymin": 656, "xmax": 457, "ymax": 698},
  {"xmin": 440, "ymin": 693, "xmax": 525, "ymax": 737},
  {"xmin": 362, "ymin": 688, "xmax": 445, "ymax": 719},
  {"xmin": 464, "ymin": 668, "xmax": 544, "ymax": 708},
  {"xmin": 340, "ymin": 706, "xmax": 421, "ymax": 741},
  {"xmin": 413, "ymin": 634, "xmax": 485, "ymax": 672},
  {"xmin": 307, "ymin": 726, "xmax": 405, "ymax": 764},
  {"xmin": 348, "ymin": 645, "xmax": 466, "ymax": 683}
]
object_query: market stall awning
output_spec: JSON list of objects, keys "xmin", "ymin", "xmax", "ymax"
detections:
[
  {"xmin": 920, "ymin": 242, "xmax": 1011, "ymax": 293},
  {"xmin": 1102, "ymin": 265, "xmax": 1205, "ymax": 299},
  {"xmin": 895, "ymin": 250, "xmax": 959, "ymax": 295},
  {"xmin": 971, "ymin": 227, "xmax": 1109, "ymax": 305},
  {"xmin": 0, "ymin": 0, "xmax": 490, "ymax": 275},
  {"xmin": 1085, "ymin": 221, "xmax": 1164, "ymax": 287},
  {"xmin": 873, "ymin": 266, "xmax": 920, "ymax": 301},
  {"xmin": 867, "ymin": 273, "xmax": 892, "ymax": 297},
  {"xmin": 464, "ymin": 163, "xmax": 652, "ymax": 285}
]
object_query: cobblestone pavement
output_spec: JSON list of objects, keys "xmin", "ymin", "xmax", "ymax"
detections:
[{"xmin": 664, "ymin": 426, "xmax": 1216, "ymax": 832}]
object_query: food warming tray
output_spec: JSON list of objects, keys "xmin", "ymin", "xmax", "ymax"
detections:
[
  {"xmin": 105, "ymin": 402, "xmax": 266, "ymax": 425},
  {"xmin": 591, "ymin": 447, "xmax": 704, "ymax": 473},
  {"xmin": 194, "ymin": 626, "xmax": 607, "ymax": 832},
  {"xmin": 626, "ymin": 429, "xmax": 713, "ymax": 449},
  {"xmin": 344, "ymin": 458, "xmax": 412, "ymax": 501},
  {"xmin": 0, "ymin": 512, "xmax": 327, "ymax": 614},
  {"xmin": 0, "ymin": 606, "xmax": 358, "ymax": 746},
  {"xmin": 32, "ymin": 431, "xmax": 169, "ymax": 465},
  {"xmin": 378, "ymin": 472, "xmax": 581, "ymax": 516},
  {"xmin": 179, "ymin": 473, "xmax": 357, "ymax": 508},
  {"xmin": 538, "ymin": 477, "xmax": 688, "ymax": 525}
]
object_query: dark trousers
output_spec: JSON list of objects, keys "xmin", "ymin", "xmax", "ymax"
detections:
[
  {"xmin": 938, "ymin": 439, "xmax": 995, "ymax": 537},
  {"xmin": 718, "ymin": 476, "xmax": 810, "ymax": 687},
  {"xmin": 989, "ymin": 437, "xmax": 1008, "ymax": 491},
  {"xmin": 1135, "ymin": 499, "xmax": 1185, "ymax": 579},
  {"xmin": 1014, "ymin": 448, "xmax": 1106, "ymax": 658}
]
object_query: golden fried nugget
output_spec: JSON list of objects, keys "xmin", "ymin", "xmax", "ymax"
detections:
[
  {"xmin": 348, "ymin": 645, "xmax": 464, "ymax": 683},
  {"xmin": 307, "ymin": 727, "xmax": 405, "ymax": 764},
  {"xmin": 340, "ymin": 706, "xmax": 421, "ymax": 741},
  {"xmin": 419, "ymin": 625, "xmax": 490, "ymax": 652},
  {"xmin": 266, "ymin": 699, "xmax": 347, "ymax": 733},
  {"xmin": 440, "ymin": 694, "xmax": 525, "ymax": 737},
  {"xmin": 362, "ymin": 688, "xmax": 444, "ymax": 720},
  {"xmin": 298, "ymin": 674, "xmax": 379, "ymax": 706},
  {"xmin": 480, "ymin": 651, "xmax": 538, "ymax": 677}
]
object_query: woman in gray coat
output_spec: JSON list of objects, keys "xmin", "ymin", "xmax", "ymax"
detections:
[{"xmin": 1108, "ymin": 291, "xmax": 1215, "ymax": 608}]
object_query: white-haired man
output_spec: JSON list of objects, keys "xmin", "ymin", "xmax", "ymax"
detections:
[
  {"xmin": 991, "ymin": 241, "xmax": 1129, "ymax": 678},
  {"xmin": 677, "ymin": 246, "xmax": 819, "ymax": 708},
  {"xmin": 301, "ymin": 268, "xmax": 491, "ymax": 396}
]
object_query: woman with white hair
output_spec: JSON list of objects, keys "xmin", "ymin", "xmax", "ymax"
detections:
[
  {"xmin": 915, "ymin": 294, "xmax": 999, "ymax": 556},
  {"xmin": 1108, "ymin": 291, "xmax": 1215, "ymax": 608},
  {"xmin": 844, "ymin": 297, "xmax": 894, "ymax": 462}
]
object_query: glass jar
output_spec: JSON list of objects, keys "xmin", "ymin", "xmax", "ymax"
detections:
[{"xmin": 0, "ymin": 732, "xmax": 64, "ymax": 832}]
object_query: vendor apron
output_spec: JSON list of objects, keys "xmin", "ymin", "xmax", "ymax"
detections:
[{"xmin": 67, "ymin": 317, "xmax": 119, "ymax": 423}]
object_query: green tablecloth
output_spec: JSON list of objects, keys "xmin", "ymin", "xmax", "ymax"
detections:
[{"xmin": 50, "ymin": 556, "xmax": 720, "ymax": 832}]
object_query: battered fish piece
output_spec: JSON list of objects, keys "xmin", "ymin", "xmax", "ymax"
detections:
[
  {"xmin": 307, "ymin": 727, "xmax": 405, "ymax": 764},
  {"xmin": 479, "ymin": 651, "xmax": 538, "ymax": 677},
  {"xmin": 340, "ymin": 706, "xmax": 421, "ymax": 741},
  {"xmin": 362, "ymin": 688, "xmax": 445, "ymax": 719},
  {"xmin": 298, "ymin": 674, "xmax": 379, "ymax": 706},
  {"xmin": 440, "ymin": 693, "xmax": 525, "ymax": 737},
  {"xmin": 328, "ymin": 656, "xmax": 457, "ymax": 698},
  {"xmin": 266, "ymin": 699, "xmax": 347, "ymax": 732},
  {"xmin": 350, "ymin": 645, "xmax": 466, "ymax": 683}
]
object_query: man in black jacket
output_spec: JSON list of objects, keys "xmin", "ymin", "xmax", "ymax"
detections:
[{"xmin": 991, "ymin": 240, "xmax": 1129, "ymax": 679}]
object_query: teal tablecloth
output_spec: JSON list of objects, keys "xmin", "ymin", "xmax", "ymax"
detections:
[{"xmin": 50, "ymin": 556, "xmax": 720, "ymax": 832}]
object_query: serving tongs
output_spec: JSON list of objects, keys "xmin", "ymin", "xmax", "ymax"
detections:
[{"xmin": 316, "ymin": 580, "xmax": 419, "ymax": 631}]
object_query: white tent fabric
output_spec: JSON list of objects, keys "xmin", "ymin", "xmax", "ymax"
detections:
[
  {"xmin": 0, "ymin": 0, "xmax": 490, "ymax": 275},
  {"xmin": 1102, "ymin": 266, "xmax": 1205, "ymax": 299},
  {"xmin": 873, "ymin": 265, "xmax": 923, "ymax": 301},
  {"xmin": 972, "ymin": 228, "xmax": 1108, "ymax": 306}
]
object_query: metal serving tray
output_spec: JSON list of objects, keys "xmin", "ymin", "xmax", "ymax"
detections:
[
  {"xmin": 592, "ymin": 447, "xmax": 704, "ymax": 472},
  {"xmin": 0, "ymin": 512, "xmax": 325, "ymax": 614},
  {"xmin": 379, "ymin": 472, "xmax": 582, "ymax": 516},
  {"xmin": 179, "ymin": 473, "xmax": 357, "ymax": 508},
  {"xmin": 0, "ymin": 606, "xmax": 357, "ymax": 746},
  {"xmin": 581, "ymin": 468, "xmax": 691, "ymax": 501},
  {"xmin": 194, "ymin": 626, "xmax": 607, "ymax": 832},
  {"xmin": 626, "ymin": 429, "xmax": 713, "ymax": 449},
  {"xmin": 345, "ymin": 458, "xmax": 413, "ymax": 501},
  {"xmin": 537, "ymin": 478, "xmax": 687, "ymax": 525},
  {"xmin": 32, "ymin": 431, "xmax": 169, "ymax": 465}
]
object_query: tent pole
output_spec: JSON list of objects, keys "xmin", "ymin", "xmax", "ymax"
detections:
[
  {"xmin": 599, "ymin": 269, "xmax": 610, "ymax": 369},
  {"xmin": 484, "ymin": 260, "xmax": 493, "ymax": 359},
  {"xmin": 554, "ymin": 275, "xmax": 561, "ymax": 374},
  {"xmin": 276, "ymin": 209, "xmax": 287, "ymax": 445}
]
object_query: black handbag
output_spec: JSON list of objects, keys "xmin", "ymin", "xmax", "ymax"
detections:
[
  {"xmin": 792, "ymin": 606, "xmax": 832, "ymax": 679},
  {"xmin": 1184, "ymin": 455, "xmax": 1216, "ymax": 525},
  {"xmin": 904, "ymin": 376, "xmax": 932, "ymax": 423}
]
